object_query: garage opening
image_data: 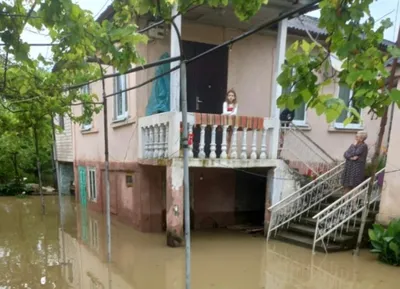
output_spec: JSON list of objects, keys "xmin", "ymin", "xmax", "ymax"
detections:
[{"xmin": 231, "ymin": 168, "xmax": 267, "ymax": 234}]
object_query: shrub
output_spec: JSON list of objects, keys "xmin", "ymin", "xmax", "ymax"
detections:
[
  {"xmin": 369, "ymin": 219, "xmax": 400, "ymax": 266},
  {"xmin": 365, "ymin": 154, "xmax": 387, "ymax": 178},
  {"xmin": 0, "ymin": 181, "xmax": 25, "ymax": 196}
]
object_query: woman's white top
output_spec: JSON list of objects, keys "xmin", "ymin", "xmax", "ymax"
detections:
[{"xmin": 222, "ymin": 102, "xmax": 238, "ymax": 115}]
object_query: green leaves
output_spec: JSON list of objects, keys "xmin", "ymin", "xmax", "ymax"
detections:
[
  {"xmin": 388, "ymin": 46, "xmax": 400, "ymax": 58},
  {"xmin": 277, "ymin": 0, "xmax": 393, "ymax": 125},
  {"xmin": 390, "ymin": 89, "xmax": 400, "ymax": 102},
  {"xmin": 369, "ymin": 219, "xmax": 400, "ymax": 266}
]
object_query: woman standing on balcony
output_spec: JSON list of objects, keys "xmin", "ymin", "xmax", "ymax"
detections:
[
  {"xmin": 342, "ymin": 131, "xmax": 369, "ymax": 193},
  {"xmin": 222, "ymin": 89, "xmax": 238, "ymax": 156},
  {"xmin": 222, "ymin": 89, "xmax": 238, "ymax": 116}
]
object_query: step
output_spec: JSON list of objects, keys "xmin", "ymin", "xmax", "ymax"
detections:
[
  {"xmin": 327, "ymin": 195, "xmax": 380, "ymax": 207},
  {"xmin": 274, "ymin": 231, "xmax": 344, "ymax": 253},
  {"xmin": 300, "ymin": 216, "xmax": 374, "ymax": 228},
  {"xmin": 288, "ymin": 223, "xmax": 355, "ymax": 243},
  {"xmin": 308, "ymin": 209, "xmax": 378, "ymax": 220}
]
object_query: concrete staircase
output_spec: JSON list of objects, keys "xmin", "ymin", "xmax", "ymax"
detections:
[{"xmin": 272, "ymin": 194, "xmax": 379, "ymax": 253}]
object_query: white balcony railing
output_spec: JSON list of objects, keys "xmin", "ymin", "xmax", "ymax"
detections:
[{"xmin": 138, "ymin": 112, "xmax": 280, "ymax": 161}]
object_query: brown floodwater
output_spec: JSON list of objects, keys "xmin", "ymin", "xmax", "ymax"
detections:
[{"xmin": 0, "ymin": 196, "xmax": 397, "ymax": 289}]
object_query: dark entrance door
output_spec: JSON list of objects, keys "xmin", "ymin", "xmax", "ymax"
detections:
[
  {"xmin": 183, "ymin": 41, "xmax": 228, "ymax": 157},
  {"xmin": 183, "ymin": 41, "xmax": 228, "ymax": 113}
]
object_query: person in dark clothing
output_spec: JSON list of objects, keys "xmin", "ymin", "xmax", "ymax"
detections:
[{"xmin": 342, "ymin": 131, "xmax": 369, "ymax": 193}]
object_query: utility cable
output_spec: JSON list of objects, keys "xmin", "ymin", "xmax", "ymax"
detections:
[{"xmin": 102, "ymin": 0, "xmax": 320, "ymax": 99}]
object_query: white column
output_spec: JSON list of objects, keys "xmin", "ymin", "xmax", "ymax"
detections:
[
  {"xmin": 260, "ymin": 129, "xmax": 267, "ymax": 160},
  {"xmin": 149, "ymin": 126, "xmax": 154, "ymax": 159},
  {"xmin": 199, "ymin": 124, "xmax": 206, "ymax": 159},
  {"xmin": 154, "ymin": 125, "xmax": 160, "ymax": 158},
  {"xmin": 230, "ymin": 126, "xmax": 238, "ymax": 159},
  {"xmin": 221, "ymin": 125, "xmax": 228, "ymax": 159},
  {"xmin": 164, "ymin": 123, "xmax": 169, "ymax": 158},
  {"xmin": 269, "ymin": 19, "xmax": 287, "ymax": 159},
  {"xmin": 145, "ymin": 127, "xmax": 150, "ymax": 159},
  {"xmin": 210, "ymin": 125, "xmax": 217, "ymax": 159},
  {"xmin": 170, "ymin": 4, "xmax": 181, "ymax": 112},
  {"xmin": 251, "ymin": 130, "xmax": 258, "ymax": 160},
  {"xmin": 159, "ymin": 124, "xmax": 165, "ymax": 158},
  {"xmin": 240, "ymin": 128, "xmax": 248, "ymax": 160}
]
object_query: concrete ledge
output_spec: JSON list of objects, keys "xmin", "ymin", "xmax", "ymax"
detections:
[
  {"xmin": 187, "ymin": 158, "xmax": 278, "ymax": 168},
  {"xmin": 138, "ymin": 158, "xmax": 278, "ymax": 168}
]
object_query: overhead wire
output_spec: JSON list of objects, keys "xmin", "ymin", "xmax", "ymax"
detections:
[
  {"xmin": 3, "ymin": 2, "xmax": 321, "ymax": 114},
  {"xmin": 102, "ymin": 0, "xmax": 320, "ymax": 99},
  {"xmin": 94, "ymin": 0, "xmax": 111, "ymax": 19}
]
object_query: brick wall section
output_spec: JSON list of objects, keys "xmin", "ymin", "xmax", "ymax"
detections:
[
  {"xmin": 193, "ymin": 113, "xmax": 265, "ymax": 129},
  {"xmin": 74, "ymin": 161, "xmax": 165, "ymax": 233}
]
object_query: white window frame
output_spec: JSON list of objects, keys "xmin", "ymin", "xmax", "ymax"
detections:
[
  {"xmin": 113, "ymin": 69, "xmax": 128, "ymax": 121},
  {"xmin": 292, "ymin": 102, "xmax": 307, "ymax": 126},
  {"xmin": 87, "ymin": 167, "xmax": 97, "ymax": 202},
  {"xmin": 282, "ymin": 66, "xmax": 308, "ymax": 126},
  {"xmin": 81, "ymin": 84, "xmax": 92, "ymax": 130},
  {"xmin": 334, "ymin": 85, "xmax": 363, "ymax": 130},
  {"xmin": 282, "ymin": 83, "xmax": 308, "ymax": 126}
]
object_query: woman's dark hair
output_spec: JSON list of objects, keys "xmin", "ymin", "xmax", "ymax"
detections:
[{"xmin": 226, "ymin": 89, "xmax": 237, "ymax": 104}]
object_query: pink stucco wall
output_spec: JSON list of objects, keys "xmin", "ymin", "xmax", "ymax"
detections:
[
  {"xmin": 192, "ymin": 168, "xmax": 236, "ymax": 229},
  {"xmin": 377, "ymin": 80, "xmax": 400, "ymax": 225},
  {"xmin": 74, "ymin": 161, "xmax": 165, "ymax": 232},
  {"xmin": 72, "ymin": 20, "xmax": 380, "ymax": 166},
  {"xmin": 72, "ymin": 19, "xmax": 383, "ymax": 234}
]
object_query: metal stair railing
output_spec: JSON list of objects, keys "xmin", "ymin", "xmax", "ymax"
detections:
[
  {"xmin": 312, "ymin": 168, "xmax": 385, "ymax": 254},
  {"xmin": 267, "ymin": 162, "xmax": 345, "ymax": 241},
  {"xmin": 279, "ymin": 122, "xmax": 337, "ymax": 176}
]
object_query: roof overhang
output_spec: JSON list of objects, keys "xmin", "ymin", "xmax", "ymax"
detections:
[{"xmin": 96, "ymin": 1, "xmax": 319, "ymax": 27}]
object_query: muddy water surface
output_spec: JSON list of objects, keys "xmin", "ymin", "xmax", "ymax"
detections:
[{"xmin": 0, "ymin": 196, "xmax": 397, "ymax": 289}]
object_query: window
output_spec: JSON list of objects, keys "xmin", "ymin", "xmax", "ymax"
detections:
[
  {"xmin": 81, "ymin": 84, "xmax": 92, "ymax": 130},
  {"xmin": 282, "ymin": 81, "xmax": 307, "ymax": 126},
  {"xmin": 58, "ymin": 114, "xmax": 65, "ymax": 130},
  {"xmin": 293, "ymin": 102, "xmax": 307, "ymax": 125},
  {"xmin": 335, "ymin": 85, "xmax": 362, "ymax": 129},
  {"xmin": 88, "ymin": 168, "xmax": 97, "ymax": 201},
  {"xmin": 113, "ymin": 69, "xmax": 128, "ymax": 120},
  {"xmin": 126, "ymin": 174, "xmax": 133, "ymax": 187}
]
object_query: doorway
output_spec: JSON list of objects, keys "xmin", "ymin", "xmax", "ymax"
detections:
[
  {"xmin": 183, "ymin": 41, "xmax": 228, "ymax": 113},
  {"xmin": 183, "ymin": 41, "xmax": 229, "ymax": 157},
  {"xmin": 234, "ymin": 169, "xmax": 267, "ymax": 227}
]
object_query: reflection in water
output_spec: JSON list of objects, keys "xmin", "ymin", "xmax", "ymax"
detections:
[{"xmin": 0, "ymin": 196, "xmax": 397, "ymax": 289}]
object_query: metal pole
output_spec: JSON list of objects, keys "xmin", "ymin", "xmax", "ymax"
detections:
[
  {"xmin": 99, "ymin": 64, "xmax": 112, "ymax": 263},
  {"xmin": 51, "ymin": 116, "xmax": 63, "ymax": 219},
  {"xmin": 180, "ymin": 61, "xmax": 191, "ymax": 289},
  {"xmin": 51, "ymin": 115, "xmax": 67, "ymax": 270},
  {"xmin": 34, "ymin": 126, "xmax": 45, "ymax": 214},
  {"xmin": 386, "ymin": 102, "xmax": 395, "ymax": 151}
]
